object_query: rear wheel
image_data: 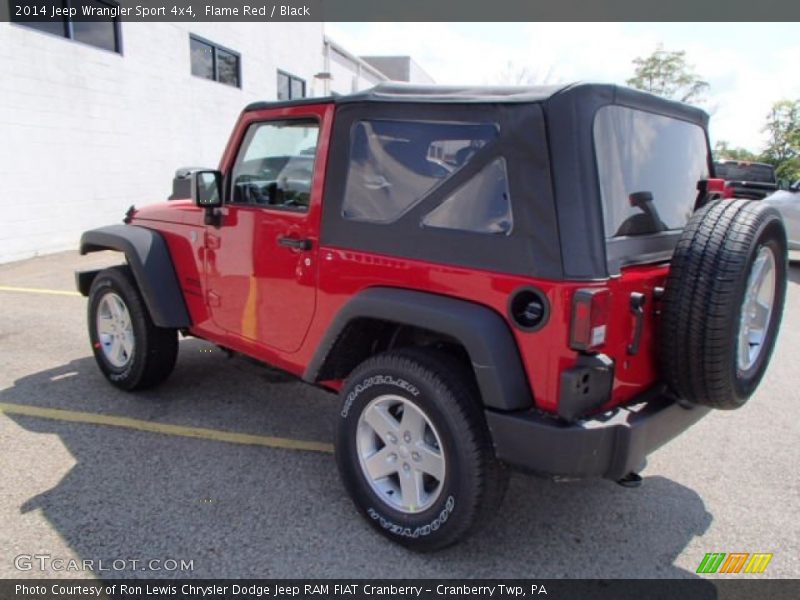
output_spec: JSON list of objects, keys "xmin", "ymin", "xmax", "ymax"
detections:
[
  {"xmin": 335, "ymin": 348, "xmax": 507, "ymax": 551},
  {"xmin": 660, "ymin": 200, "xmax": 787, "ymax": 408},
  {"xmin": 88, "ymin": 266, "xmax": 178, "ymax": 391}
]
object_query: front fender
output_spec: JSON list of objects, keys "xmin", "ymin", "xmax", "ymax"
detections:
[{"xmin": 79, "ymin": 224, "xmax": 191, "ymax": 328}]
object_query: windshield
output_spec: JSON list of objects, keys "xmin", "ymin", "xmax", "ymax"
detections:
[
  {"xmin": 594, "ymin": 105, "xmax": 709, "ymax": 239},
  {"xmin": 714, "ymin": 162, "xmax": 776, "ymax": 183}
]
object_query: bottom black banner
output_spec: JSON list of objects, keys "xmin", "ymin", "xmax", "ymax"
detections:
[{"xmin": 2, "ymin": 579, "xmax": 799, "ymax": 600}]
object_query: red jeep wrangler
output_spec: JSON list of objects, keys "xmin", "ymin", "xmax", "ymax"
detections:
[{"xmin": 77, "ymin": 83, "xmax": 787, "ymax": 551}]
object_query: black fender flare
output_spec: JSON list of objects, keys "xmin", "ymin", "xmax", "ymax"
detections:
[
  {"xmin": 78, "ymin": 224, "xmax": 191, "ymax": 328},
  {"xmin": 304, "ymin": 287, "xmax": 532, "ymax": 411}
]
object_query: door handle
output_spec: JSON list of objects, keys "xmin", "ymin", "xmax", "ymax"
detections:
[{"xmin": 278, "ymin": 237, "xmax": 312, "ymax": 251}]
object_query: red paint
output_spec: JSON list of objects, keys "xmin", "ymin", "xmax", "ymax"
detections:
[
  {"xmin": 705, "ymin": 178, "xmax": 726, "ymax": 194},
  {"xmin": 723, "ymin": 182, "xmax": 736, "ymax": 199},
  {"xmin": 132, "ymin": 101, "xmax": 668, "ymax": 416}
]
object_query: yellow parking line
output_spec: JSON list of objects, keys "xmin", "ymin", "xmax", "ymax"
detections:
[
  {"xmin": 0, "ymin": 402, "xmax": 334, "ymax": 454},
  {"xmin": 0, "ymin": 285, "xmax": 81, "ymax": 297}
]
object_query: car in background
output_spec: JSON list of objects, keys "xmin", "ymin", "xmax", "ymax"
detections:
[
  {"xmin": 714, "ymin": 160, "xmax": 778, "ymax": 200},
  {"xmin": 764, "ymin": 181, "xmax": 800, "ymax": 251}
]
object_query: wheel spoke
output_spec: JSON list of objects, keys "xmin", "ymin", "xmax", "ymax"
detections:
[
  {"xmin": 97, "ymin": 315, "xmax": 114, "ymax": 336},
  {"xmin": 120, "ymin": 333, "xmax": 134, "ymax": 358},
  {"xmin": 416, "ymin": 444, "xmax": 445, "ymax": 481},
  {"xmin": 363, "ymin": 404, "xmax": 400, "ymax": 444},
  {"xmin": 750, "ymin": 301, "xmax": 770, "ymax": 330},
  {"xmin": 399, "ymin": 468, "xmax": 424, "ymax": 510},
  {"xmin": 110, "ymin": 338, "xmax": 125, "ymax": 364},
  {"xmin": 108, "ymin": 297, "xmax": 123, "ymax": 320},
  {"xmin": 400, "ymin": 404, "xmax": 426, "ymax": 440},
  {"xmin": 748, "ymin": 323, "xmax": 764, "ymax": 341},
  {"xmin": 363, "ymin": 447, "xmax": 398, "ymax": 480},
  {"xmin": 750, "ymin": 253, "xmax": 768, "ymax": 289},
  {"xmin": 738, "ymin": 335, "xmax": 750, "ymax": 368}
]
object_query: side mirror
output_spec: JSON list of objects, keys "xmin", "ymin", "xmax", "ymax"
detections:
[
  {"xmin": 191, "ymin": 170, "xmax": 223, "ymax": 208},
  {"xmin": 790, "ymin": 180, "xmax": 800, "ymax": 193}
]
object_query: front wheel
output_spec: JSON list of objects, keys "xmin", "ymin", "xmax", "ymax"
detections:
[
  {"xmin": 88, "ymin": 266, "xmax": 178, "ymax": 391},
  {"xmin": 335, "ymin": 349, "xmax": 507, "ymax": 551}
]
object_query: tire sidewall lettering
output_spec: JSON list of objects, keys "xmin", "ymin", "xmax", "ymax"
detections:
[
  {"xmin": 340, "ymin": 374, "xmax": 419, "ymax": 418},
  {"xmin": 366, "ymin": 495, "xmax": 455, "ymax": 539}
]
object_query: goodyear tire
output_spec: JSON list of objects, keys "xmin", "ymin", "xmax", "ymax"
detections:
[
  {"xmin": 660, "ymin": 200, "xmax": 787, "ymax": 409},
  {"xmin": 335, "ymin": 348, "xmax": 507, "ymax": 551},
  {"xmin": 88, "ymin": 266, "xmax": 178, "ymax": 391}
]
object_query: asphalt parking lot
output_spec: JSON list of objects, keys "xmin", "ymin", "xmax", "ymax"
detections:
[{"xmin": 1, "ymin": 251, "xmax": 799, "ymax": 580}]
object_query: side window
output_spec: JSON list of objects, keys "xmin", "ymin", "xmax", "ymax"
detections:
[
  {"xmin": 342, "ymin": 120, "xmax": 498, "ymax": 223},
  {"xmin": 421, "ymin": 158, "xmax": 512, "ymax": 235},
  {"xmin": 230, "ymin": 119, "xmax": 320, "ymax": 211}
]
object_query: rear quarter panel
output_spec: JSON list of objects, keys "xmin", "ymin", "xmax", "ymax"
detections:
[{"xmin": 303, "ymin": 250, "xmax": 667, "ymax": 413}]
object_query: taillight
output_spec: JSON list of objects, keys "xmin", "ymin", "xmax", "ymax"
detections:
[{"xmin": 570, "ymin": 288, "xmax": 610, "ymax": 352}]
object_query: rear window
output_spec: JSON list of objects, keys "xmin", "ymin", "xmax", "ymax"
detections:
[
  {"xmin": 594, "ymin": 106, "xmax": 709, "ymax": 239},
  {"xmin": 714, "ymin": 162, "xmax": 776, "ymax": 183}
]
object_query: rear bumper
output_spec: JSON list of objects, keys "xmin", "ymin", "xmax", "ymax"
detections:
[{"xmin": 485, "ymin": 389, "xmax": 710, "ymax": 480}]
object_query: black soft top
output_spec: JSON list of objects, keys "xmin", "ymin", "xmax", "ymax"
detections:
[
  {"xmin": 243, "ymin": 83, "xmax": 568, "ymax": 112},
  {"xmin": 248, "ymin": 82, "xmax": 711, "ymax": 280},
  {"xmin": 337, "ymin": 82, "xmax": 571, "ymax": 104},
  {"xmin": 245, "ymin": 82, "xmax": 708, "ymax": 129}
]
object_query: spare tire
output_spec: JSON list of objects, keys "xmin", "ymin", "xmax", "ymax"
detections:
[{"xmin": 660, "ymin": 199, "xmax": 787, "ymax": 409}]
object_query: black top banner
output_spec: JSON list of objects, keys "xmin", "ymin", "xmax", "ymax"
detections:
[
  {"xmin": 3, "ymin": 0, "xmax": 800, "ymax": 22},
  {"xmin": 3, "ymin": 579, "xmax": 800, "ymax": 600}
]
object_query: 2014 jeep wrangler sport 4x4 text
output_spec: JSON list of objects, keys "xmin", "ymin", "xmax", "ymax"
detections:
[{"xmin": 77, "ymin": 83, "xmax": 788, "ymax": 551}]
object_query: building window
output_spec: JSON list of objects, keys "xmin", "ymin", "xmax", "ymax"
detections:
[
  {"xmin": 277, "ymin": 71, "xmax": 306, "ymax": 101},
  {"xmin": 11, "ymin": 0, "xmax": 122, "ymax": 54},
  {"xmin": 189, "ymin": 35, "xmax": 241, "ymax": 88}
]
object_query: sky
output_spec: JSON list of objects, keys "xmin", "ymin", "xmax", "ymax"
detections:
[{"xmin": 325, "ymin": 22, "xmax": 800, "ymax": 152}]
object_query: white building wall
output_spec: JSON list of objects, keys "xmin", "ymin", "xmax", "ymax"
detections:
[
  {"xmin": 324, "ymin": 38, "xmax": 386, "ymax": 96},
  {"xmin": 407, "ymin": 59, "xmax": 436, "ymax": 85},
  {"xmin": 0, "ymin": 22, "xmax": 324, "ymax": 263}
]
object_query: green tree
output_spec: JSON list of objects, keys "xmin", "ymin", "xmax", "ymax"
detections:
[
  {"xmin": 761, "ymin": 99, "xmax": 800, "ymax": 182},
  {"xmin": 627, "ymin": 46, "xmax": 709, "ymax": 104},
  {"xmin": 713, "ymin": 141, "xmax": 759, "ymax": 162}
]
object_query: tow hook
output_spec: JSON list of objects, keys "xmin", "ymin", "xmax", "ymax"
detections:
[{"xmin": 617, "ymin": 472, "xmax": 643, "ymax": 488}]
